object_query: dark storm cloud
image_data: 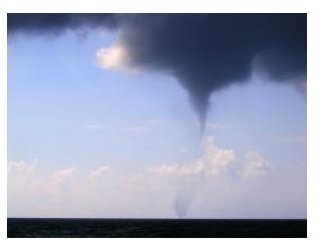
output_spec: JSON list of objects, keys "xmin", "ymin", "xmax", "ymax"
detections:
[
  {"xmin": 7, "ymin": 13, "xmax": 118, "ymax": 35},
  {"xmin": 8, "ymin": 13, "xmax": 307, "ymax": 135},
  {"xmin": 115, "ymin": 14, "xmax": 306, "ymax": 134}
]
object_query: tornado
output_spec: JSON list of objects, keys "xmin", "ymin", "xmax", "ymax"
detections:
[{"xmin": 8, "ymin": 14, "xmax": 307, "ymax": 136}]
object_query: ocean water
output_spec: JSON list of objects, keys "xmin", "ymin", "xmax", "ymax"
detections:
[{"xmin": 7, "ymin": 218, "xmax": 306, "ymax": 238}]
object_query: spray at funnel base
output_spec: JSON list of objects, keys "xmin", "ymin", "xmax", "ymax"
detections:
[
  {"xmin": 174, "ymin": 197, "xmax": 188, "ymax": 219},
  {"xmin": 173, "ymin": 175, "xmax": 203, "ymax": 219}
]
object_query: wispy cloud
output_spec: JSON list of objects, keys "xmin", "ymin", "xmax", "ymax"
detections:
[
  {"xmin": 126, "ymin": 124, "xmax": 151, "ymax": 133},
  {"xmin": 80, "ymin": 124, "xmax": 107, "ymax": 130},
  {"xmin": 207, "ymin": 122, "xmax": 232, "ymax": 130},
  {"xmin": 267, "ymin": 134, "xmax": 306, "ymax": 143},
  {"xmin": 80, "ymin": 119, "xmax": 162, "ymax": 133},
  {"xmin": 126, "ymin": 119, "xmax": 161, "ymax": 133}
]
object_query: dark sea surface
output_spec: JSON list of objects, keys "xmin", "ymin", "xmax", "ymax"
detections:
[{"xmin": 7, "ymin": 218, "xmax": 306, "ymax": 238}]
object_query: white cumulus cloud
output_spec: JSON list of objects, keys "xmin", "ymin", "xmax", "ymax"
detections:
[
  {"xmin": 52, "ymin": 167, "xmax": 76, "ymax": 184},
  {"xmin": 149, "ymin": 136, "xmax": 235, "ymax": 177},
  {"xmin": 239, "ymin": 151, "xmax": 269, "ymax": 178},
  {"xmin": 7, "ymin": 160, "xmax": 38, "ymax": 174},
  {"xmin": 7, "ymin": 138, "xmax": 305, "ymax": 219},
  {"xmin": 96, "ymin": 42, "xmax": 131, "ymax": 72},
  {"xmin": 89, "ymin": 166, "xmax": 111, "ymax": 179}
]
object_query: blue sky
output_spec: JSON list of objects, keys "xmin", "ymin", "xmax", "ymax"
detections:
[{"xmin": 7, "ymin": 29, "xmax": 306, "ymax": 218}]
